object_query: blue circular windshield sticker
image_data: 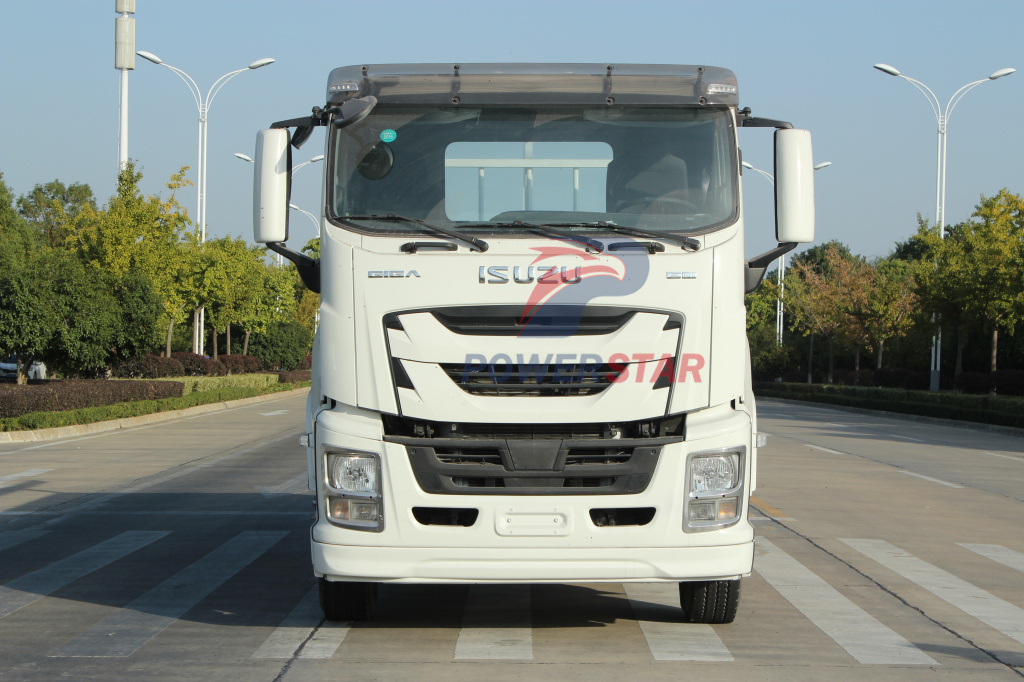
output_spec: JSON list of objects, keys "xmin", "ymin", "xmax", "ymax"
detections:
[{"xmin": 380, "ymin": 129, "xmax": 397, "ymax": 143}]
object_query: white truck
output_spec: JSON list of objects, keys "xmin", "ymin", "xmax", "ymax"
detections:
[{"xmin": 251, "ymin": 64, "xmax": 815, "ymax": 623}]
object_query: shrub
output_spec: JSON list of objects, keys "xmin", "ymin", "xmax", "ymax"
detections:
[
  {"xmin": 250, "ymin": 320, "xmax": 313, "ymax": 371},
  {"xmin": 274, "ymin": 369, "xmax": 312, "ymax": 384},
  {"xmin": 112, "ymin": 355, "xmax": 185, "ymax": 379},
  {"xmin": 838, "ymin": 369, "xmax": 875, "ymax": 387},
  {"xmin": 218, "ymin": 354, "xmax": 263, "ymax": 374},
  {"xmin": 0, "ymin": 379, "xmax": 184, "ymax": 419},
  {"xmin": 171, "ymin": 352, "xmax": 227, "ymax": 377},
  {"xmin": 956, "ymin": 370, "xmax": 1024, "ymax": 396},
  {"xmin": 149, "ymin": 372, "xmax": 280, "ymax": 395}
]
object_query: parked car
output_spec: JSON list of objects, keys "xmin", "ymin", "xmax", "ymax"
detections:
[{"xmin": 0, "ymin": 354, "xmax": 47, "ymax": 381}]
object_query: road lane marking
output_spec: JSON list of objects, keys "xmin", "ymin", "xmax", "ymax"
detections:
[
  {"xmin": 750, "ymin": 496, "xmax": 792, "ymax": 519},
  {"xmin": 899, "ymin": 471, "xmax": 963, "ymax": 488},
  {"xmin": 807, "ymin": 445, "xmax": 845, "ymax": 455},
  {"xmin": 0, "ymin": 529, "xmax": 49, "ymax": 552},
  {"xmin": 253, "ymin": 584, "xmax": 350, "ymax": 659},
  {"xmin": 0, "ymin": 469, "xmax": 53, "ymax": 488},
  {"xmin": 0, "ymin": 531, "xmax": 168, "ymax": 619},
  {"xmin": 891, "ymin": 434, "xmax": 924, "ymax": 442},
  {"xmin": 454, "ymin": 585, "xmax": 532, "ymax": 660},
  {"xmin": 754, "ymin": 538, "xmax": 935, "ymax": 664},
  {"xmin": 841, "ymin": 538, "xmax": 1024, "ymax": 646},
  {"xmin": 260, "ymin": 410, "xmax": 289, "ymax": 416},
  {"xmin": 959, "ymin": 544, "xmax": 1024, "ymax": 574},
  {"xmin": 624, "ymin": 583, "xmax": 732, "ymax": 661},
  {"xmin": 51, "ymin": 531, "xmax": 287, "ymax": 657},
  {"xmin": 984, "ymin": 452, "xmax": 1023, "ymax": 462},
  {"xmin": 825, "ymin": 423, "xmax": 849, "ymax": 428}
]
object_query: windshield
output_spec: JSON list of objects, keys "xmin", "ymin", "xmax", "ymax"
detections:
[{"xmin": 328, "ymin": 106, "xmax": 737, "ymax": 236}]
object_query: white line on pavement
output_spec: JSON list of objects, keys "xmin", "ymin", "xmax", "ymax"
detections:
[
  {"xmin": 754, "ymin": 538, "xmax": 935, "ymax": 664},
  {"xmin": 898, "ymin": 471, "xmax": 963, "ymax": 488},
  {"xmin": 842, "ymin": 538, "xmax": 1024, "ymax": 646},
  {"xmin": 624, "ymin": 583, "xmax": 732, "ymax": 661},
  {"xmin": 807, "ymin": 445, "xmax": 846, "ymax": 455},
  {"xmin": 958, "ymin": 544, "xmax": 1024, "ymax": 574}
]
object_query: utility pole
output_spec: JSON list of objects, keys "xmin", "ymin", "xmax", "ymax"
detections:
[{"xmin": 114, "ymin": 0, "xmax": 136, "ymax": 170}]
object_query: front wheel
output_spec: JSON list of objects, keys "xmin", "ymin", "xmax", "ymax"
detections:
[
  {"xmin": 319, "ymin": 578, "xmax": 378, "ymax": 621},
  {"xmin": 679, "ymin": 579, "xmax": 740, "ymax": 624}
]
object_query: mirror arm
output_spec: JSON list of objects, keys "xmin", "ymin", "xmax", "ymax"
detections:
[
  {"xmin": 745, "ymin": 242, "xmax": 797, "ymax": 293},
  {"xmin": 266, "ymin": 243, "xmax": 321, "ymax": 293},
  {"xmin": 740, "ymin": 117, "xmax": 793, "ymax": 129}
]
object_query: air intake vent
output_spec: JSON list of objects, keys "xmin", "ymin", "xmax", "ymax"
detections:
[
  {"xmin": 441, "ymin": 362, "xmax": 622, "ymax": 397},
  {"xmin": 430, "ymin": 306, "xmax": 635, "ymax": 336}
]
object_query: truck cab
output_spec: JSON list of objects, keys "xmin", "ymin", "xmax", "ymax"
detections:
[{"xmin": 251, "ymin": 63, "xmax": 815, "ymax": 623}]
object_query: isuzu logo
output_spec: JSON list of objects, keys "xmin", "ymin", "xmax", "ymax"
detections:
[{"xmin": 478, "ymin": 266, "xmax": 582, "ymax": 284}]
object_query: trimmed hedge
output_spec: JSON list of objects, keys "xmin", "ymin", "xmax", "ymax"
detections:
[
  {"xmin": 754, "ymin": 381, "xmax": 1024, "ymax": 429},
  {"xmin": 219, "ymin": 354, "xmax": 263, "ymax": 374},
  {"xmin": 273, "ymin": 370, "xmax": 312, "ymax": 384},
  {"xmin": 171, "ymin": 352, "xmax": 227, "ymax": 377},
  {"xmin": 146, "ymin": 373, "xmax": 281, "ymax": 395},
  {"xmin": 0, "ymin": 381, "xmax": 310, "ymax": 432},
  {"xmin": 0, "ymin": 379, "xmax": 184, "ymax": 420},
  {"xmin": 112, "ymin": 355, "xmax": 186, "ymax": 379}
]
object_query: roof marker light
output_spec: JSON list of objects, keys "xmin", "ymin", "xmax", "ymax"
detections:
[{"xmin": 707, "ymin": 83, "xmax": 737, "ymax": 94}]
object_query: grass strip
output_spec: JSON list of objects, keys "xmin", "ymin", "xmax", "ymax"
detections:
[{"xmin": 0, "ymin": 382, "xmax": 310, "ymax": 432}]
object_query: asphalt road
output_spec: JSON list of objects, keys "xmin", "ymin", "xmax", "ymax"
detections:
[{"xmin": 1, "ymin": 393, "xmax": 1022, "ymax": 680}]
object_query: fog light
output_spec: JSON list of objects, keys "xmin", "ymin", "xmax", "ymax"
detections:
[
  {"xmin": 689, "ymin": 501, "xmax": 716, "ymax": 521},
  {"xmin": 328, "ymin": 497, "xmax": 379, "ymax": 522}
]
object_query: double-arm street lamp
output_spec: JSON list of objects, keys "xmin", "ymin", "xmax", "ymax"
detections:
[
  {"xmin": 742, "ymin": 160, "xmax": 832, "ymax": 346},
  {"xmin": 136, "ymin": 52, "xmax": 273, "ymax": 355},
  {"xmin": 873, "ymin": 63, "xmax": 1014, "ymax": 390}
]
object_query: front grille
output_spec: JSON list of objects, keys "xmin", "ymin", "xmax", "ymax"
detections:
[
  {"xmin": 430, "ymin": 306, "xmax": 636, "ymax": 337},
  {"xmin": 390, "ymin": 436, "xmax": 668, "ymax": 496},
  {"xmin": 441, "ymin": 362, "xmax": 622, "ymax": 397}
]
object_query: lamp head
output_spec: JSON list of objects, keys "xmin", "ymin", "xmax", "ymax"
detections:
[
  {"xmin": 249, "ymin": 58, "xmax": 275, "ymax": 70},
  {"xmin": 136, "ymin": 50, "xmax": 163, "ymax": 65},
  {"xmin": 234, "ymin": 153, "xmax": 254, "ymax": 163},
  {"xmin": 310, "ymin": 155, "xmax": 325, "ymax": 162},
  {"xmin": 741, "ymin": 161, "xmax": 754, "ymax": 169},
  {"xmin": 289, "ymin": 204, "xmax": 300, "ymax": 211},
  {"xmin": 813, "ymin": 161, "xmax": 832, "ymax": 170},
  {"xmin": 873, "ymin": 63, "xmax": 901, "ymax": 77},
  {"xmin": 989, "ymin": 68, "xmax": 1015, "ymax": 80}
]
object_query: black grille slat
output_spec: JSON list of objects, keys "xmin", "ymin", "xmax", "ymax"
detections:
[
  {"xmin": 442, "ymin": 363, "xmax": 623, "ymax": 397},
  {"xmin": 431, "ymin": 306, "xmax": 636, "ymax": 337}
]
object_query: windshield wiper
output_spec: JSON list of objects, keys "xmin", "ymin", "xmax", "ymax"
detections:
[
  {"xmin": 499, "ymin": 221, "xmax": 604, "ymax": 253},
  {"xmin": 544, "ymin": 222, "xmax": 701, "ymax": 252},
  {"xmin": 340, "ymin": 214, "xmax": 489, "ymax": 252}
]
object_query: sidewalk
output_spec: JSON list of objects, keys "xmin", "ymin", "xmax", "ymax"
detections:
[{"xmin": 0, "ymin": 387, "xmax": 309, "ymax": 444}]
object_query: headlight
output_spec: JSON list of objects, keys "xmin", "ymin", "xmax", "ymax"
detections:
[
  {"xmin": 685, "ymin": 448, "xmax": 744, "ymax": 532},
  {"xmin": 327, "ymin": 453, "xmax": 378, "ymax": 492},
  {"xmin": 690, "ymin": 454, "xmax": 738, "ymax": 493},
  {"xmin": 324, "ymin": 449, "xmax": 383, "ymax": 531}
]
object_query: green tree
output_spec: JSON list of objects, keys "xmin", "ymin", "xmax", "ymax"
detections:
[
  {"xmin": 914, "ymin": 190, "xmax": 1024, "ymax": 374},
  {"xmin": 250, "ymin": 318, "xmax": 313, "ymax": 370},
  {"xmin": 17, "ymin": 179, "xmax": 97, "ymax": 248},
  {"xmin": 745, "ymin": 273, "xmax": 789, "ymax": 378}
]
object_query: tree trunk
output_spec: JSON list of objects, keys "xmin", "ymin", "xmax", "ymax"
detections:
[
  {"xmin": 826, "ymin": 332, "xmax": 834, "ymax": 385},
  {"xmin": 226, "ymin": 324, "xmax": 232, "ymax": 356},
  {"xmin": 854, "ymin": 347, "xmax": 860, "ymax": 371},
  {"xmin": 212, "ymin": 326, "xmax": 219, "ymax": 361},
  {"xmin": 991, "ymin": 327, "xmax": 998, "ymax": 372},
  {"xmin": 165, "ymin": 318, "xmax": 175, "ymax": 358},
  {"xmin": 955, "ymin": 326, "xmax": 966, "ymax": 377},
  {"xmin": 807, "ymin": 334, "xmax": 814, "ymax": 384},
  {"xmin": 243, "ymin": 330, "xmax": 251, "ymax": 356},
  {"xmin": 875, "ymin": 339, "xmax": 885, "ymax": 369}
]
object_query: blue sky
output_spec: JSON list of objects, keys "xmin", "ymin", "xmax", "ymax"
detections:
[{"xmin": 1, "ymin": 0, "xmax": 1021, "ymax": 260}]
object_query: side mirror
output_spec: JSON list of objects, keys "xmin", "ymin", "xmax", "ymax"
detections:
[
  {"xmin": 253, "ymin": 128, "xmax": 291, "ymax": 243},
  {"xmin": 774, "ymin": 128, "xmax": 815, "ymax": 244}
]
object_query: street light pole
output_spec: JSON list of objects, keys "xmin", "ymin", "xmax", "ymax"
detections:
[
  {"xmin": 742, "ymin": 160, "xmax": 831, "ymax": 346},
  {"xmin": 289, "ymin": 203, "xmax": 321, "ymax": 238},
  {"xmin": 136, "ymin": 51, "xmax": 274, "ymax": 354},
  {"xmin": 873, "ymin": 63, "xmax": 1014, "ymax": 390}
]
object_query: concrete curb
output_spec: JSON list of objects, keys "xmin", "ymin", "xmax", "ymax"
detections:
[
  {"xmin": 0, "ymin": 388, "xmax": 309, "ymax": 444},
  {"xmin": 759, "ymin": 396, "xmax": 1024, "ymax": 438}
]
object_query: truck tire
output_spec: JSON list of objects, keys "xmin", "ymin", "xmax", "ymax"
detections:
[
  {"xmin": 319, "ymin": 578, "xmax": 378, "ymax": 621},
  {"xmin": 679, "ymin": 579, "xmax": 740, "ymax": 624}
]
